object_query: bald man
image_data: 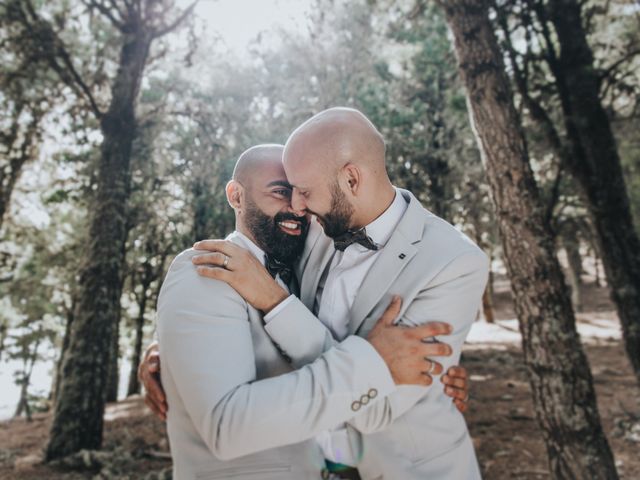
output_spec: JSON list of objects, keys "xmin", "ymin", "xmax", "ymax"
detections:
[
  {"xmin": 153, "ymin": 144, "xmax": 465, "ymax": 479},
  {"xmin": 190, "ymin": 109, "xmax": 488, "ymax": 479}
]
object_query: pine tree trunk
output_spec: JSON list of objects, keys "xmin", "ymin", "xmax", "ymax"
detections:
[
  {"xmin": 14, "ymin": 373, "xmax": 29, "ymax": 419},
  {"xmin": 481, "ymin": 285, "xmax": 495, "ymax": 323},
  {"xmin": 14, "ymin": 337, "xmax": 40, "ymax": 421},
  {"xmin": 127, "ymin": 289, "xmax": 148, "ymax": 396},
  {"xmin": 561, "ymin": 229, "xmax": 583, "ymax": 311},
  {"xmin": 541, "ymin": 0, "xmax": 640, "ymax": 386},
  {"xmin": 52, "ymin": 302, "xmax": 74, "ymax": 403},
  {"xmin": 438, "ymin": 1, "xmax": 619, "ymax": 478},
  {"xmin": 46, "ymin": 28, "xmax": 152, "ymax": 460}
]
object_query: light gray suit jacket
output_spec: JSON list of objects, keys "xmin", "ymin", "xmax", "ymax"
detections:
[
  {"xmin": 264, "ymin": 189, "xmax": 489, "ymax": 479},
  {"xmin": 157, "ymin": 234, "xmax": 398, "ymax": 479}
]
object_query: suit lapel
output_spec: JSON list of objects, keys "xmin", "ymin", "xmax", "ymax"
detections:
[
  {"xmin": 300, "ymin": 238, "xmax": 334, "ymax": 310},
  {"xmin": 295, "ymin": 218, "xmax": 323, "ymax": 280},
  {"xmin": 297, "ymin": 218, "xmax": 336, "ymax": 310},
  {"xmin": 349, "ymin": 190, "xmax": 425, "ymax": 335}
]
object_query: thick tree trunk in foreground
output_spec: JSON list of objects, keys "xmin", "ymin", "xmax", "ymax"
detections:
[
  {"xmin": 438, "ymin": 1, "xmax": 619, "ymax": 478},
  {"xmin": 46, "ymin": 28, "xmax": 152, "ymax": 460},
  {"xmin": 543, "ymin": 0, "xmax": 640, "ymax": 386}
]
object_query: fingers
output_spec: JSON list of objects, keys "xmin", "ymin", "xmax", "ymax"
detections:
[
  {"xmin": 193, "ymin": 239, "xmax": 240, "ymax": 256},
  {"xmin": 143, "ymin": 375, "xmax": 167, "ymax": 416},
  {"xmin": 191, "ymin": 252, "xmax": 230, "ymax": 269},
  {"xmin": 442, "ymin": 371, "xmax": 469, "ymax": 406},
  {"xmin": 138, "ymin": 349, "xmax": 160, "ymax": 385},
  {"xmin": 147, "ymin": 351, "xmax": 161, "ymax": 374},
  {"xmin": 424, "ymin": 358, "xmax": 444, "ymax": 376},
  {"xmin": 445, "ymin": 385, "xmax": 469, "ymax": 401},
  {"xmin": 195, "ymin": 265, "xmax": 232, "ymax": 282},
  {"xmin": 418, "ymin": 341, "xmax": 452, "ymax": 357},
  {"xmin": 410, "ymin": 321, "xmax": 453, "ymax": 340},
  {"xmin": 145, "ymin": 394, "xmax": 167, "ymax": 421},
  {"xmin": 142, "ymin": 341, "xmax": 159, "ymax": 361},
  {"xmin": 140, "ymin": 356, "xmax": 167, "ymax": 416},
  {"xmin": 441, "ymin": 375, "xmax": 466, "ymax": 390},
  {"xmin": 454, "ymin": 398, "xmax": 469, "ymax": 413},
  {"xmin": 380, "ymin": 296, "xmax": 402, "ymax": 326},
  {"xmin": 447, "ymin": 365, "xmax": 467, "ymax": 379}
]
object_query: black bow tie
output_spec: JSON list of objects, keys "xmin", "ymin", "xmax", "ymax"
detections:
[
  {"xmin": 333, "ymin": 228, "xmax": 379, "ymax": 252},
  {"xmin": 265, "ymin": 254, "xmax": 294, "ymax": 285}
]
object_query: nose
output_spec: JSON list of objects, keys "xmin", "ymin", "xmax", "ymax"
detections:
[{"xmin": 290, "ymin": 190, "xmax": 306, "ymax": 216}]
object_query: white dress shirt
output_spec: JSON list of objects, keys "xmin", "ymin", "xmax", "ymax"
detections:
[{"xmin": 266, "ymin": 189, "xmax": 408, "ymax": 466}]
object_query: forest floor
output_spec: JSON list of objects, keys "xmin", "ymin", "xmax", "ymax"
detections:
[{"xmin": 0, "ymin": 277, "xmax": 639, "ymax": 479}]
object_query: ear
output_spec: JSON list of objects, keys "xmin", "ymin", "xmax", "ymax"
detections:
[
  {"xmin": 226, "ymin": 180, "xmax": 243, "ymax": 211},
  {"xmin": 342, "ymin": 163, "xmax": 361, "ymax": 196}
]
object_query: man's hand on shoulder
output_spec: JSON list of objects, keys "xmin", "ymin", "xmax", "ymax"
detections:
[
  {"xmin": 139, "ymin": 341, "xmax": 167, "ymax": 421},
  {"xmin": 191, "ymin": 240, "xmax": 289, "ymax": 312}
]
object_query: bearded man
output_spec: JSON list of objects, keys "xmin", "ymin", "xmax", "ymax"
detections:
[{"xmin": 153, "ymin": 143, "xmax": 467, "ymax": 479}]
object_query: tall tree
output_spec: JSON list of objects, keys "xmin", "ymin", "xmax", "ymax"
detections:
[
  {"xmin": 3, "ymin": 0, "xmax": 199, "ymax": 459},
  {"xmin": 541, "ymin": 0, "xmax": 640, "ymax": 385},
  {"xmin": 438, "ymin": 1, "xmax": 619, "ymax": 478},
  {"xmin": 495, "ymin": 0, "xmax": 640, "ymax": 384}
]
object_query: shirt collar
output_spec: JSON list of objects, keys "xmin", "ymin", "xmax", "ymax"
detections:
[
  {"xmin": 228, "ymin": 231, "xmax": 267, "ymax": 266},
  {"xmin": 362, "ymin": 188, "xmax": 408, "ymax": 249}
]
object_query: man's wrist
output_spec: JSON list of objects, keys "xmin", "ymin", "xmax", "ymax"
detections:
[{"xmin": 261, "ymin": 287, "xmax": 289, "ymax": 313}]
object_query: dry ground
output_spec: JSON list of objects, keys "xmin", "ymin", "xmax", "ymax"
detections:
[{"xmin": 1, "ymin": 278, "xmax": 639, "ymax": 479}]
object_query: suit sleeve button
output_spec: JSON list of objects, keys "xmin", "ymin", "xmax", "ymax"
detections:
[
  {"xmin": 360, "ymin": 394, "xmax": 369, "ymax": 405},
  {"xmin": 351, "ymin": 401, "xmax": 361, "ymax": 412},
  {"xmin": 368, "ymin": 388, "xmax": 378, "ymax": 399}
]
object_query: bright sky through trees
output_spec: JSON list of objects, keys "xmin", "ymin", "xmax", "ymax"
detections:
[{"xmin": 180, "ymin": 0, "xmax": 315, "ymax": 54}]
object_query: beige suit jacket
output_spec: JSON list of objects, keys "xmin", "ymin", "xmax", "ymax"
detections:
[{"xmin": 264, "ymin": 189, "xmax": 489, "ymax": 479}]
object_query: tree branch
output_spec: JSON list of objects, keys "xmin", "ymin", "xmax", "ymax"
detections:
[
  {"xmin": 599, "ymin": 47, "xmax": 640, "ymax": 84},
  {"xmin": 21, "ymin": 0, "xmax": 104, "ymax": 119},
  {"xmin": 151, "ymin": 0, "xmax": 198, "ymax": 39},
  {"xmin": 82, "ymin": 0, "xmax": 126, "ymax": 31}
]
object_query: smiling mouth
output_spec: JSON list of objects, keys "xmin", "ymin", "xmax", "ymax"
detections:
[{"xmin": 278, "ymin": 220, "xmax": 303, "ymax": 236}]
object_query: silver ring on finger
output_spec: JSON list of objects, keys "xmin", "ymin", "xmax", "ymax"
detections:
[
  {"xmin": 426, "ymin": 359, "xmax": 436, "ymax": 374},
  {"xmin": 223, "ymin": 254, "xmax": 230, "ymax": 269}
]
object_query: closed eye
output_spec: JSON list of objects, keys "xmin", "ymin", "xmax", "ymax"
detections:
[{"xmin": 273, "ymin": 188, "xmax": 292, "ymax": 198}]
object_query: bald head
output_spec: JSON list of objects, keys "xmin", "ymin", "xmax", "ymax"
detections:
[
  {"xmin": 282, "ymin": 108, "xmax": 395, "ymax": 232},
  {"xmin": 232, "ymin": 144, "xmax": 285, "ymax": 188},
  {"xmin": 284, "ymin": 107, "xmax": 386, "ymax": 178}
]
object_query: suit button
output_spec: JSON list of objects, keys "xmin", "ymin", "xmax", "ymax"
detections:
[
  {"xmin": 360, "ymin": 394, "xmax": 369, "ymax": 405},
  {"xmin": 368, "ymin": 388, "xmax": 378, "ymax": 399},
  {"xmin": 351, "ymin": 401, "xmax": 361, "ymax": 412}
]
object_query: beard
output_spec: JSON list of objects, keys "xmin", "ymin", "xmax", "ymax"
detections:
[
  {"xmin": 244, "ymin": 198, "xmax": 309, "ymax": 264},
  {"xmin": 316, "ymin": 180, "xmax": 354, "ymax": 239}
]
